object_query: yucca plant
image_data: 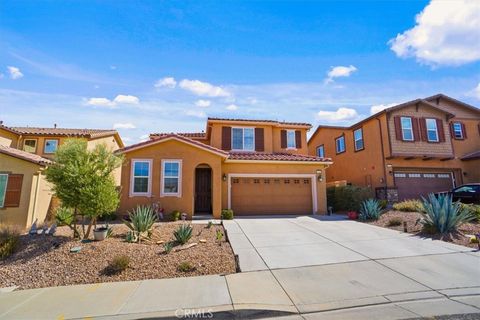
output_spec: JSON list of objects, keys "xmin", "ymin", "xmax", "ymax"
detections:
[
  {"xmin": 174, "ymin": 224, "xmax": 192, "ymax": 245},
  {"xmin": 420, "ymin": 193, "xmax": 475, "ymax": 234},
  {"xmin": 123, "ymin": 205, "xmax": 157, "ymax": 243},
  {"xmin": 359, "ymin": 198, "xmax": 382, "ymax": 221},
  {"xmin": 55, "ymin": 207, "xmax": 74, "ymax": 226}
]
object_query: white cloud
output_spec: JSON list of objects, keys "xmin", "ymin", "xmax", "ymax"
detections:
[
  {"xmin": 195, "ymin": 99, "xmax": 211, "ymax": 107},
  {"xmin": 179, "ymin": 79, "xmax": 230, "ymax": 97},
  {"xmin": 317, "ymin": 107, "xmax": 359, "ymax": 122},
  {"xmin": 139, "ymin": 134, "xmax": 149, "ymax": 142},
  {"xmin": 468, "ymin": 83, "xmax": 480, "ymax": 100},
  {"xmin": 389, "ymin": 0, "xmax": 480, "ymax": 66},
  {"xmin": 155, "ymin": 77, "xmax": 177, "ymax": 88},
  {"xmin": 7, "ymin": 66, "xmax": 23, "ymax": 80},
  {"xmin": 113, "ymin": 94, "xmax": 139, "ymax": 104},
  {"xmin": 226, "ymin": 104, "xmax": 238, "ymax": 111},
  {"xmin": 185, "ymin": 110, "xmax": 207, "ymax": 118},
  {"xmin": 113, "ymin": 122, "xmax": 136, "ymax": 129},
  {"xmin": 370, "ymin": 103, "xmax": 398, "ymax": 114},
  {"xmin": 87, "ymin": 97, "xmax": 116, "ymax": 108},
  {"xmin": 325, "ymin": 65, "xmax": 357, "ymax": 83},
  {"xmin": 110, "ymin": 65, "xmax": 117, "ymax": 70}
]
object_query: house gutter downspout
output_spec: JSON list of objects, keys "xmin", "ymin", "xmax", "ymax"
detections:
[
  {"xmin": 376, "ymin": 118, "xmax": 388, "ymax": 191},
  {"xmin": 30, "ymin": 170, "xmax": 42, "ymax": 225}
]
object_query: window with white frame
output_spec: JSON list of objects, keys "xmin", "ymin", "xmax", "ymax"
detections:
[
  {"xmin": 0, "ymin": 174, "xmax": 7, "ymax": 208},
  {"xmin": 335, "ymin": 136, "xmax": 345, "ymax": 154},
  {"xmin": 232, "ymin": 128, "xmax": 254, "ymax": 151},
  {"xmin": 400, "ymin": 117, "xmax": 413, "ymax": 141},
  {"xmin": 316, "ymin": 145, "xmax": 325, "ymax": 157},
  {"xmin": 286, "ymin": 130, "xmax": 296, "ymax": 148},
  {"xmin": 131, "ymin": 160, "xmax": 151, "ymax": 196},
  {"xmin": 161, "ymin": 160, "xmax": 181, "ymax": 196},
  {"xmin": 44, "ymin": 139, "xmax": 59, "ymax": 153},
  {"xmin": 23, "ymin": 139, "xmax": 37, "ymax": 153},
  {"xmin": 353, "ymin": 128, "xmax": 364, "ymax": 151},
  {"xmin": 452, "ymin": 122, "xmax": 463, "ymax": 139},
  {"xmin": 425, "ymin": 118, "xmax": 439, "ymax": 142}
]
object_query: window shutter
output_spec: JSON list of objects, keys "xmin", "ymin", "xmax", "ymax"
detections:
[
  {"xmin": 449, "ymin": 122, "xmax": 455, "ymax": 139},
  {"xmin": 412, "ymin": 117, "xmax": 420, "ymax": 141},
  {"xmin": 254, "ymin": 128, "xmax": 264, "ymax": 152},
  {"xmin": 221, "ymin": 126, "xmax": 231, "ymax": 151},
  {"xmin": 393, "ymin": 116, "xmax": 402, "ymax": 141},
  {"xmin": 461, "ymin": 122, "xmax": 467, "ymax": 139},
  {"xmin": 419, "ymin": 117, "xmax": 427, "ymax": 141},
  {"xmin": 4, "ymin": 174, "xmax": 23, "ymax": 207},
  {"xmin": 436, "ymin": 118, "xmax": 445, "ymax": 142},
  {"xmin": 295, "ymin": 130, "xmax": 302, "ymax": 148},
  {"xmin": 280, "ymin": 130, "xmax": 287, "ymax": 148}
]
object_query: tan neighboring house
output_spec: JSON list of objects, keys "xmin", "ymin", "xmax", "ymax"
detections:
[
  {"xmin": 307, "ymin": 94, "xmax": 480, "ymax": 201},
  {"xmin": 117, "ymin": 117, "xmax": 332, "ymax": 219},
  {"xmin": 0, "ymin": 123, "xmax": 124, "ymax": 229}
]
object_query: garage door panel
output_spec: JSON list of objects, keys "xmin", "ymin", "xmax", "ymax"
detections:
[
  {"xmin": 231, "ymin": 177, "xmax": 313, "ymax": 215},
  {"xmin": 394, "ymin": 171, "xmax": 454, "ymax": 201}
]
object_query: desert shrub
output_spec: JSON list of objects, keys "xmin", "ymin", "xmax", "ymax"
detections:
[
  {"xmin": 221, "ymin": 209, "xmax": 234, "ymax": 220},
  {"xmin": 393, "ymin": 199, "xmax": 424, "ymax": 212},
  {"xmin": 206, "ymin": 221, "xmax": 213, "ymax": 229},
  {"xmin": 420, "ymin": 193, "xmax": 475, "ymax": 234},
  {"xmin": 55, "ymin": 207, "xmax": 74, "ymax": 226},
  {"xmin": 170, "ymin": 210, "xmax": 181, "ymax": 221},
  {"xmin": 0, "ymin": 227, "xmax": 20, "ymax": 259},
  {"xmin": 174, "ymin": 224, "xmax": 193, "ymax": 245},
  {"xmin": 327, "ymin": 185, "xmax": 374, "ymax": 212},
  {"xmin": 163, "ymin": 241, "xmax": 174, "ymax": 254},
  {"xmin": 177, "ymin": 261, "xmax": 195, "ymax": 272},
  {"xmin": 387, "ymin": 217, "xmax": 403, "ymax": 227},
  {"xmin": 216, "ymin": 229, "xmax": 224, "ymax": 242},
  {"xmin": 125, "ymin": 231, "xmax": 136, "ymax": 243},
  {"xmin": 459, "ymin": 203, "xmax": 480, "ymax": 222},
  {"xmin": 359, "ymin": 199, "xmax": 382, "ymax": 221},
  {"xmin": 105, "ymin": 255, "xmax": 130, "ymax": 275},
  {"xmin": 123, "ymin": 205, "xmax": 157, "ymax": 243},
  {"xmin": 378, "ymin": 199, "xmax": 388, "ymax": 209}
]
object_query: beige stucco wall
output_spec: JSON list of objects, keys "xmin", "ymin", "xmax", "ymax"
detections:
[{"xmin": 0, "ymin": 128, "xmax": 19, "ymax": 147}]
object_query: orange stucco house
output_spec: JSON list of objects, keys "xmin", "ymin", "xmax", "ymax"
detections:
[
  {"xmin": 307, "ymin": 94, "xmax": 480, "ymax": 201},
  {"xmin": 117, "ymin": 118, "xmax": 332, "ymax": 218}
]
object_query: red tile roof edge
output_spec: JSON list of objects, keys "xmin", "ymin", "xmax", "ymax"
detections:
[
  {"xmin": 207, "ymin": 117, "xmax": 312, "ymax": 127},
  {"xmin": 0, "ymin": 145, "xmax": 53, "ymax": 166}
]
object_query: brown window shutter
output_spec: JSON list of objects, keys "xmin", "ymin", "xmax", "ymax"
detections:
[
  {"xmin": 436, "ymin": 118, "xmax": 445, "ymax": 142},
  {"xmin": 449, "ymin": 122, "xmax": 455, "ymax": 138},
  {"xmin": 280, "ymin": 130, "xmax": 287, "ymax": 148},
  {"xmin": 419, "ymin": 117, "xmax": 427, "ymax": 141},
  {"xmin": 254, "ymin": 128, "xmax": 264, "ymax": 151},
  {"xmin": 221, "ymin": 126, "xmax": 231, "ymax": 151},
  {"xmin": 412, "ymin": 117, "xmax": 420, "ymax": 141},
  {"xmin": 461, "ymin": 122, "xmax": 467, "ymax": 139},
  {"xmin": 295, "ymin": 130, "xmax": 302, "ymax": 148},
  {"xmin": 393, "ymin": 116, "xmax": 403, "ymax": 141},
  {"xmin": 4, "ymin": 174, "xmax": 23, "ymax": 207}
]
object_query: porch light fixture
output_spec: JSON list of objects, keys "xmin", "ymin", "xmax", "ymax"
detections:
[
  {"xmin": 316, "ymin": 169, "xmax": 323, "ymax": 182},
  {"xmin": 386, "ymin": 164, "xmax": 393, "ymax": 175},
  {"xmin": 222, "ymin": 174, "xmax": 227, "ymax": 181}
]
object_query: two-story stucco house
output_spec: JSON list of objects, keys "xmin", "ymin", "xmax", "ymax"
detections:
[
  {"xmin": 117, "ymin": 117, "xmax": 332, "ymax": 218},
  {"xmin": 307, "ymin": 94, "xmax": 480, "ymax": 201}
]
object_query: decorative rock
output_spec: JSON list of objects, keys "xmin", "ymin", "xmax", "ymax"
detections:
[
  {"xmin": 70, "ymin": 246, "xmax": 82, "ymax": 253},
  {"xmin": 174, "ymin": 242, "xmax": 197, "ymax": 252},
  {"xmin": 29, "ymin": 219, "xmax": 38, "ymax": 235},
  {"xmin": 199, "ymin": 239, "xmax": 207, "ymax": 243},
  {"xmin": 48, "ymin": 223, "xmax": 57, "ymax": 236},
  {"xmin": 156, "ymin": 240, "xmax": 164, "ymax": 245}
]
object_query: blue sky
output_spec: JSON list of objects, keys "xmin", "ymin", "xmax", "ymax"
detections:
[{"xmin": 1, "ymin": 0, "xmax": 479, "ymax": 143}]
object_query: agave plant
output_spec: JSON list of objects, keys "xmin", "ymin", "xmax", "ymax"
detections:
[
  {"xmin": 359, "ymin": 199, "xmax": 382, "ymax": 221},
  {"xmin": 123, "ymin": 205, "xmax": 157, "ymax": 243},
  {"xmin": 174, "ymin": 224, "xmax": 192, "ymax": 245},
  {"xmin": 420, "ymin": 193, "xmax": 475, "ymax": 234}
]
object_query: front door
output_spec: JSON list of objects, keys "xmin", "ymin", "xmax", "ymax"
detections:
[{"xmin": 195, "ymin": 168, "xmax": 212, "ymax": 213}]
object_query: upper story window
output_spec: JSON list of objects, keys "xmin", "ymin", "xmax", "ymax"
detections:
[
  {"xmin": 316, "ymin": 145, "xmax": 325, "ymax": 158},
  {"xmin": 131, "ymin": 159, "xmax": 152, "ymax": 196},
  {"xmin": 425, "ymin": 118, "xmax": 439, "ymax": 142},
  {"xmin": 335, "ymin": 135, "xmax": 346, "ymax": 154},
  {"xmin": 44, "ymin": 139, "xmax": 59, "ymax": 154},
  {"xmin": 161, "ymin": 160, "xmax": 182, "ymax": 196},
  {"xmin": 400, "ymin": 117, "xmax": 414, "ymax": 141},
  {"xmin": 353, "ymin": 128, "xmax": 364, "ymax": 151},
  {"xmin": 452, "ymin": 122, "xmax": 464, "ymax": 139},
  {"xmin": 232, "ymin": 128, "xmax": 254, "ymax": 151},
  {"xmin": 23, "ymin": 139, "xmax": 37, "ymax": 153},
  {"xmin": 286, "ymin": 130, "xmax": 296, "ymax": 148}
]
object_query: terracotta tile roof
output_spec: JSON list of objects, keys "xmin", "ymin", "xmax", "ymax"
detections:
[
  {"xmin": 207, "ymin": 117, "xmax": 312, "ymax": 127},
  {"xmin": 0, "ymin": 145, "xmax": 52, "ymax": 166},
  {"xmin": 460, "ymin": 150, "xmax": 480, "ymax": 160},
  {"xmin": 118, "ymin": 133, "xmax": 228, "ymax": 156},
  {"xmin": 9, "ymin": 126, "xmax": 118, "ymax": 138},
  {"xmin": 149, "ymin": 132, "xmax": 206, "ymax": 139},
  {"xmin": 227, "ymin": 152, "xmax": 332, "ymax": 163}
]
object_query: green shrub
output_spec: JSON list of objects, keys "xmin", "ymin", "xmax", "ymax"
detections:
[
  {"xmin": 106, "ymin": 255, "xmax": 130, "ymax": 275},
  {"xmin": 170, "ymin": 210, "xmax": 181, "ymax": 221},
  {"xmin": 55, "ymin": 207, "xmax": 74, "ymax": 226},
  {"xmin": 174, "ymin": 224, "xmax": 193, "ymax": 245},
  {"xmin": 378, "ymin": 199, "xmax": 388, "ymax": 209},
  {"xmin": 459, "ymin": 203, "xmax": 480, "ymax": 222},
  {"xmin": 221, "ymin": 209, "xmax": 234, "ymax": 220},
  {"xmin": 359, "ymin": 199, "xmax": 382, "ymax": 221},
  {"xmin": 123, "ymin": 205, "xmax": 157, "ymax": 243},
  {"xmin": 0, "ymin": 227, "xmax": 20, "ymax": 259},
  {"xmin": 327, "ymin": 185, "xmax": 374, "ymax": 212},
  {"xmin": 420, "ymin": 193, "xmax": 475, "ymax": 234},
  {"xmin": 387, "ymin": 217, "xmax": 403, "ymax": 227},
  {"xmin": 216, "ymin": 229, "xmax": 224, "ymax": 242},
  {"xmin": 393, "ymin": 199, "xmax": 424, "ymax": 212},
  {"xmin": 163, "ymin": 241, "xmax": 173, "ymax": 254},
  {"xmin": 206, "ymin": 221, "xmax": 213, "ymax": 229},
  {"xmin": 177, "ymin": 261, "xmax": 195, "ymax": 272}
]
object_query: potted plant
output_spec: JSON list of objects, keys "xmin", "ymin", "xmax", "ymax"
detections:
[
  {"xmin": 347, "ymin": 211, "xmax": 358, "ymax": 220},
  {"xmin": 94, "ymin": 225, "xmax": 108, "ymax": 241}
]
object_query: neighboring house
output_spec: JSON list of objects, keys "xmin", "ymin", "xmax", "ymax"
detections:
[
  {"xmin": 0, "ymin": 123, "xmax": 125, "ymax": 229},
  {"xmin": 307, "ymin": 94, "xmax": 480, "ymax": 201},
  {"xmin": 117, "ymin": 117, "xmax": 332, "ymax": 218}
]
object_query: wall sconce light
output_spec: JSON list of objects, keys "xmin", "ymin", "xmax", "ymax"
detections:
[
  {"xmin": 386, "ymin": 164, "xmax": 393, "ymax": 175},
  {"xmin": 222, "ymin": 174, "xmax": 227, "ymax": 181},
  {"xmin": 316, "ymin": 169, "xmax": 323, "ymax": 182}
]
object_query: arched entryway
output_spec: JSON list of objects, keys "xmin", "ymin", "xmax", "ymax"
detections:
[{"xmin": 194, "ymin": 164, "xmax": 212, "ymax": 214}]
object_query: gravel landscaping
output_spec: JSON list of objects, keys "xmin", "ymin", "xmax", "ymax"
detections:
[
  {"xmin": 365, "ymin": 210, "xmax": 480, "ymax": 249},
  {"xmin": 0, "ymin": 222, "xmax": 236, "ymax": 290}
]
